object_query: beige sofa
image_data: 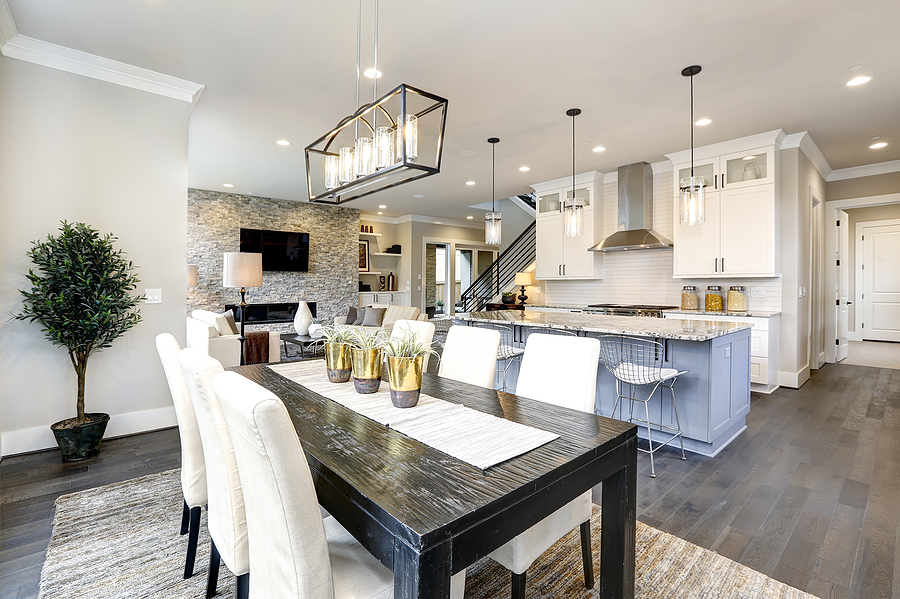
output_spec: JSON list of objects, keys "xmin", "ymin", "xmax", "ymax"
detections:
[
  {"xmin": 186, "ymin": 309, "xmax": 281, "ymax": 367},
  {"xmin": 334, "ymin": 304, "xmax": 427, "ymax": 334}
]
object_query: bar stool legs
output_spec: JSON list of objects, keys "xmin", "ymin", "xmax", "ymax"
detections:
[{"xmin": 612, "ymin": 378, "xmax": 686, "ymax": 478}]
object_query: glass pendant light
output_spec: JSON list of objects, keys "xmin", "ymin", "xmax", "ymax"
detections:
[
  {"xmin": 395, "ymin": 113, "xmax": 418, "ymax": 163},
  {"xmin": 375, "ymin": 126, "xmax": 394, "ymax": 169},
  {"xmin": 679, "ymin": 65, "xmax": 706, "ymax": 226},
  {"xmin": 324, "ymin": 154, "xmax": 340, "ymax": 190},
  {"xmin": 563, "ymin": 108, "xmax": 584, "ymax": 237},
  {"xmin": 485, "ymin": 137, "xmax": 501, "ymax": 246},
  {"xmin": 339, "ymin": 146, "xmax": 354, "ymax": 184}
]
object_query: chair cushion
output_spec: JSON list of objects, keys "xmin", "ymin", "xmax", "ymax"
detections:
[
  {"xmin": 488, "ymin": 491, "xmax": 592, "ymax": 574},
  {"xmin": 612, "ymin": 363, "xmax": 681, "ymax": 385},
  {"xmin": 361, "ymin": 307, "xmax": 387, "ymax": 327}
]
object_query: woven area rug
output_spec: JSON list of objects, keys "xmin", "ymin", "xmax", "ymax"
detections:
[{"xmin": 39, "ymin": 469, "xmax": 814, "ymax": 598}]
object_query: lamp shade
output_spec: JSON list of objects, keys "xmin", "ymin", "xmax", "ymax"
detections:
[
  {"xmin": 223, "ymin": 252, "xmax": 262, "ymax": 288},
  {"xmin": 514, "ymin": 272, "xmax": 534, "ymax": 286},
  {"xmin": 187, "ymin": 264, "xmax": 198, "ymax": 288}
]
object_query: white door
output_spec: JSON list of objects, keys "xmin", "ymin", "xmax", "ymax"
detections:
[
  {"xmin": 672, "ymin": 191, "xmax": 720, "ymax": 276},
  {"xmin": 535, "ymin": 214, "xmax": 564, "ymax": 279},
  {"xmin": 719, "ymin": 186, "xmax": 776, "ymax": 276},
  {"xmin": 862, "ymin": 223, "xmax": 900, "ymax": 342},
  {"xmin": 561, "ymin": 212, "xmax": 595, "ymax": 277},
  {"xmin": 836, "ymin": 211, "xmax": 850, "ymax": 361}
]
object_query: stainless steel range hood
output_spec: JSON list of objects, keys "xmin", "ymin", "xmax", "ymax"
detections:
[{"xmin": 589, "ymin": 162, "xmax": 673, "ymax": 252}]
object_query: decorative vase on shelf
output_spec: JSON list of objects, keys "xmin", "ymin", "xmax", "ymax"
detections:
[{"xmin": 293, "ymin": 301, "xmax": 313, "ymax": 335}]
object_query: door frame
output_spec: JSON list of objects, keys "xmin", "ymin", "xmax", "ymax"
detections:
[
  {"xmin": 823, "ymin": 193, "xmax": 900, "ymax": 362},
  {"xmin": 856, "ymin": 218, "xmax": 900, "ymax": 341},
  {"xmin": 420, "ymin": 236, "xmax": 498, "ymax": 315}
]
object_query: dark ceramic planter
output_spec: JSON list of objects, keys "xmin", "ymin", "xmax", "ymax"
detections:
[
  {"xmin": 51, "ymin": 413, "xmax": 110, "ymax": 462},
  {"xmin": 501, "ymin": 296, "xmax": 516, "ymax": 304}
]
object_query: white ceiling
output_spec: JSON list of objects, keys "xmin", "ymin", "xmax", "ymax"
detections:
[{"xmin": 6, "ymin": 0, "xmax": 900, "ymax": 221}]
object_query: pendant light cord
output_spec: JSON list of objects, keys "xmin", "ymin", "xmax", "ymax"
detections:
[
  {"xmin": 373, "ymin": 0, "xmax": 378, "ymax": 107},
  {"xmin": 572, "ymin": 112, "xmax": 576, "ymax": 201},
  {"xmin": 354, "ymin": 0, "xmax": 361, "ymax": 138},
  {"xmin": 492, "ymin": 142, "xmax": 495, "ymax": 212},
  {"xmin": 690, "ymin": 72, "xmax": 694, "ymax": 178}
]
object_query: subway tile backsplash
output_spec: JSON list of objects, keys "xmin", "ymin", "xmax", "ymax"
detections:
[{"xmin": 542, "ymin": 169, "xmax": 783, "ymax": 311}]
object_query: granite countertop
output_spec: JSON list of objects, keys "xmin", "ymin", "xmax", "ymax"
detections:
[
  {"xmin": 454, "ymin": 311, "xmax": 752, "ymax": 342},
  {"xmin": 664, "ymin": 309, "xmax": 782, "ymax": 319}
]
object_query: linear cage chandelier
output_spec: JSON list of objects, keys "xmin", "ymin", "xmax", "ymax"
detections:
[{"xmin": 306, "ymin": 84, "xmax": 448, "ymax": 204}]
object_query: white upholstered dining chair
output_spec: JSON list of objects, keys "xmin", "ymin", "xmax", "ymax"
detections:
[
  {"xmin": 437, "ymin": 325, "xmax": 500, "ymax": 389},
  {"xmin": 155, "ymin": 333, "xmax": 207, "ymax": 579},
  {"xmin": 487, "ymin": 333, "xmax": 601, "ymax": 599},
  {"xmin": 179, "ymin": 348, "xmax": 250, "ymax": 599},
  {"xmin": 212, "ymin": 370, "xmax": 467, "ymax": 599},
  {"xmin": 390, "ymin": 319, "xmax": 436, "ymax": 371}
]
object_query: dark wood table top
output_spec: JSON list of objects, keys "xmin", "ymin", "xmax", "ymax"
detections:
[{"xmin": 237, "ymin": 363, "xmax": 636, "ymax": 547}]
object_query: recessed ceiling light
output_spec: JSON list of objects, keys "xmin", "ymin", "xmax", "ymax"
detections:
[
  {"xmin": 466, "ymin": 215, "xmax": 474, "ymax": 219},
  {"xmin": 743, "ymin": 155, "xmax": 756, "ymax": 161},
  {"xmin": 848, "ymin": 64, "xmax": 863, "ymax": 71},
  {"xmin": 378, "ymin": 204, "xmax": 386, "ymax": 209},
  {"xmin": 847, "ymin": 76, "xmax": 871, "ymax": 86},
  {"xmin": 519, "ymin": 166, "xmax": 530, "ymax": 172},
  {"xmin": 377, "ymin": 212, "xmax": 383, "ymax": 215},
  {"xmin": 364, "ymin": 68, "xmax": 383, "ymax": 79},
  {"xmin": 317, "ymin": 53, "xmax": 329, "ymax": 61},
  {"xmin": 412, "ymin": 194, "xmax": 424, "ymax": 198},
  {"xmin": 695, "ymin": 118, "xmax": 712, "ymax": 126},
  {"xmin": 276, "ymin": 139, "xmax": 291, "ymax": 146},
  {"xmin": 592, "ymin": 146, "xmax": 606, "ymax": 153},
  {"xmin": 581, "ymin": 142, "xmax": 588, "ymax": 146},
  {"xmin": 435, "ymin": 221, "xmax": 442, "ymax": 225},
  {"xmin": 872, "ymin": 135, "xmax": 881, "ymax": 139},
  {"xmin": 870, "ymin": 142, "xmax": 888, "ymax": 149},
  {"xmin": 223, "ymin": 183, "xmax": 234, "ymax": 188},
  {"xmin": 466, "ymin": 181, "xmax": 476, "ymax": 186}
]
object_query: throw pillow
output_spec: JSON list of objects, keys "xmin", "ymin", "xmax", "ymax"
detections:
[
  {"xmin": 346, "ymin": 306, "xmax": 358, "ymax": 325},
  {"xmin": 221, "ymin": 311, "xmax": 239, "ymax": 335},
  {"xmin": 211, "ymin": 312, "xmax": 234, "ymax": 336},
  {"xmin": 352, "ymin": 308, "xmax": 366, "ymax": 326},
  {"xmin": 361, "ymin": 307, "xmax": 387, "ymax": 327}
]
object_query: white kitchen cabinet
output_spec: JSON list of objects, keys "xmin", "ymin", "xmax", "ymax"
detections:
[
  {"xmin": 531, "ymin": 171, "xmax": 604, "ymax": 280},
  {"xmin": 667, "ymin": 132, "xmax": 780, "ymax": 278},
  {"xmin": 359, "ymin": 291, "xmax": 407, "ymax": 305}
]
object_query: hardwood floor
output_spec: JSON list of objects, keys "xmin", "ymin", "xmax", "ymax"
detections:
[{"xmin": 1, "ymin": 362, "xmax": 898, "ymax": 599}]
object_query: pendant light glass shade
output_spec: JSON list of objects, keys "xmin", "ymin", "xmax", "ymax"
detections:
[
  {"xmin": 395, "ymin": 114, "xmax": 418, "ymax": 163},
  {"xmin": 679, "ymin": 176, "xmax": 706, "ymax": 225},
  {"xmin": 375, "ymin": 126, "xmax": 394, "ymax": 169},
  {"xmin": 563, "ymin": 197, "xmax": 584, "ymax": 237},
  {"xmin": 339, "ymin": 146, "xmax": 354, "ymax": 184},
  {"xmin": 354, "ymin": 136, "xmax": 374, "ymax": 177},
  {"xmin": 324, "ymin": 155, "xmax": 340, "ymax": 190},
  {"xmin": 679, "ymin": 65, "xmax": 705, "ymax": 226},
  {"xmin": 485, "ymin": 212, "xmax": 502, "ymax": 245}
]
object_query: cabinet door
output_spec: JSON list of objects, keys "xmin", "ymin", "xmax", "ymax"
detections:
[
  {"xmin": 720, "ymin": 146, "xmax": 775, "ymax": 190},
  {"xmin": 535, "ymin": 214, "xmax": 564, "ymax": 279},
  {"xmin": 359, "ymin": 292, "xmax": 376, "ymax": 306},
  {"xmin": 673, "ymin": 158, "xmax": 720, "ymax": 195},
  {"xmin": 536, "ymin": 191, "xmax": 562, "ymax": 217},
  {"xmin": 672, "ymin": 192, "xmax": 720, "ymax": 277},
  {"xmin": 561, "ymin": 211, "xmax": 596, "ymax": 277},
  {"xmin": 719, "ymin": 185, "xmax": 776, "ymax": 276}
]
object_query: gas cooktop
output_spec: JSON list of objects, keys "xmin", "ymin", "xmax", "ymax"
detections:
[
  {"xmin": 587, "ymin": 304, "xmax": 678, "ymax": 310},
  {"xmin": 584, "ymin": 304, "xmax": 678, "ymax": 318}
]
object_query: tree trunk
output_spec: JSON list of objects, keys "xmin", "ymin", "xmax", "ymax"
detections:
[{"xmin": 74, "ymin": 353, "xmax": 87, "ymax": 424}]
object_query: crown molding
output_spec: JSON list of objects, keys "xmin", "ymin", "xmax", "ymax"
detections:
[
  {"xmin": 826, "ymin": 159, "xmax": 900, "ymax": 182},
  {"xmin": 359, "ymin": 213, "xmax": 400, "ymax": 225},
  {"xmin": 1, "ymin": 0, "xmax": 204, "ymax": 105},
  {"xmin": 393, "ymin": 214, "xmax": 484, "ymax": 229},
  {"xmin": 603, "ymin": 159, "xmax": 671, "ymax": 184},
  {"xmin": 780, "ymin": 132, "xmax": 833, "ymax": 181},
  {"xmin": 665, "ymin": 129, "xmax": 786, "ymax": 164}
]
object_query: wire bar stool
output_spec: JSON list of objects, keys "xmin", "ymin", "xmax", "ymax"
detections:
[
  {"xmin": 597, "ymin": 334, "xmax": 687, "ymax": 477},
  {"xmin": 471, "ymin": 321, "xmax": 524, "ymax": 391}
]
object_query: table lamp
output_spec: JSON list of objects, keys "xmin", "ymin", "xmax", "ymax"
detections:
[
  {"xmin": 187, "ymin": 264, "xmax": 198, "ymax": 289},
  {"xmin": 223, "ymin": 252, "xmax": 263, "ymax": 365},
  {"xmin": 514, "ymin": 271, "xmax": 534, "ymax": 305}
]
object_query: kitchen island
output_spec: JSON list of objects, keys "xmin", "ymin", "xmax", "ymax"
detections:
[{"xmin": 452, "ymin": 311, "xmax": 753, "ymax": 457}]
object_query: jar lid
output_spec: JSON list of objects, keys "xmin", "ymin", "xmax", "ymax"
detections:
[
  {"xmin": 682, "ymin": 286, "xmax": 697, "ymax": 291},
  {"xmin": 707, "ymin": 285, "xmax": 722, "ymax": 291},
  {"xmin": 729, "ymin": 286, "xmax": 745, "ymax": 291}
]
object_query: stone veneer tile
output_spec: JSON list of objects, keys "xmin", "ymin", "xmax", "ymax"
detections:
[{"xmin": 187, "ymin": 189, "xmax": 359, "ymax": 324}]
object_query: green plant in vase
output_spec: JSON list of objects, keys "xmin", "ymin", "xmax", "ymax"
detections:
[
  {"xmin": 382, "ymin": 329, "xmax": 439, "ymax": 408},
  {"xmin": 345, "ymin": 327, "xmax": 388, "ymax": 394},
  {"xmin": 10, "ymin": 221, "xmax": 143, "ymax": 461},
  {"xmin": 501, "ymin": 291, "xmax": 516, "ymax": 304}
]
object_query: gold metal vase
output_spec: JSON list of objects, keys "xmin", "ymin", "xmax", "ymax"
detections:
[
  {"xmin": 386, "ymin": 355, "xmax": 424, "ymax": 408},
  {"xmin": 324, "ymin": 342, "xmax": 352, "ymax": 383},
  {"xmin": 351, "ymin": 347, "xmax": 383, "ymax": 394}
]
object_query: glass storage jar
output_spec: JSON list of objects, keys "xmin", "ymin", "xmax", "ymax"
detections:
[
  {"xmin": 705, "ymin": 285, "xmax": 724, "ymax": 312},
  {"xmin": 681, "ymin": 286, "xmax": 699, "ymax": 310},
  {"xmin": 727, "ymin": 286, "xmax": 747, "ymax": 312}
]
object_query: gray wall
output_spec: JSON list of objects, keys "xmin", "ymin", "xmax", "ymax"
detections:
[
  {"xmin": 188, "ymin": 189, "xmax": 359, "ymax": 324},
  {"xmin": 827, "ymin": 171, "xmax": 900, "ymax": 202},
  {"xmin": 0, "ymin": 56, "xmax": 191, "ymax": 455}
]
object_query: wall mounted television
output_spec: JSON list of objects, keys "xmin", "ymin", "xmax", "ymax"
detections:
[{"xmin": 239, "ymin": 228, "xmax": 310, "ymax": 272}]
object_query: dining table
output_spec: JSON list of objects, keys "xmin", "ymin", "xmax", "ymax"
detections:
[{"xmin": 236, "ymin": 362, "xmax": 638, "ymax": 599}]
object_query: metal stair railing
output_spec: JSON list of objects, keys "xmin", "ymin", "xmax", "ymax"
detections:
[{"xmin": 458, "ymin": 221, "xmax": 536, "ymax": 313}]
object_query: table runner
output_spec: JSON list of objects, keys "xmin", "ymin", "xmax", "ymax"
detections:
[{"xmin": 267, "ymin": 361, "xmax": 559, "ymax": 469}]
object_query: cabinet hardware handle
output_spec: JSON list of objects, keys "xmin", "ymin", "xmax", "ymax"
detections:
[
  {"xmin": 721, "ymin": 258, "xmax": 725, "ymax": 272},
  {"xmin": 715, "ymin": 258, "xmax": 718, "ymax": 272},
  {"xmin": 722, "ymin": 173, "xmax": 725, "ymax": 187},
  {"xmin": 714, "ymin": 174, "xmax": 717, "ymax": 189}
]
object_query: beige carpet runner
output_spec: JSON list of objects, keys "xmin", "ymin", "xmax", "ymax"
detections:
[{"xmin": 38, "ymin": 469, "xmax": 815, "ymax": 598}]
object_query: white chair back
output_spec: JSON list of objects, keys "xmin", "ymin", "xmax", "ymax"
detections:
[
  {"xmin": 390, "ymin": 319, "xmax": 436, "ymax": 371},
  {"xmin": 438, "ymin": 326, "xmax": 500, "ymax": 389},
  {"xmin": 156, "ymin": 334, "xmax": 207, "ymax": 507},
  {"xmin": 179, "ymin": 348, "xmax": 249, "ymax": 576},
  {"xmin": 516, "ymin": 334, "xmax": 600, "ymax": 413},
  {"xmin": 213, "ymin": 371, "xmax": 335, "ymax": 598}
]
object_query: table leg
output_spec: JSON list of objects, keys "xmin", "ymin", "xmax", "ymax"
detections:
[
  {"xmin": 600, "ymin": 435, "xmax": 636, "ymax": 599},
  {"xmin": 393, "ymin": 539, "xmax": 452, "ymax": 599}
]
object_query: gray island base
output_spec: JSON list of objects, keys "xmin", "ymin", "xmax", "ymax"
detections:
[{"xmin": 453, "ymin": 311, "xmax": 753, "ymax": 457}]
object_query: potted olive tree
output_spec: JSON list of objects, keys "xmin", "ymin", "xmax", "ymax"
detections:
[{"xmin": 11, "ymin": 222, "xmax": 143, "ymax": 461}]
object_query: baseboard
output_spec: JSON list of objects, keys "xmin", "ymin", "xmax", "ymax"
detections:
[
  {"xmin": 1, "ymin": 406, "xmax": 177, "ymax": 457},
  {"xmin": 778, "ymin": 366, "xmax": 811, "ymax": 389},
  {"xmin": 848, "ymin": 331, "xmax": 863, "ymax": 342}
]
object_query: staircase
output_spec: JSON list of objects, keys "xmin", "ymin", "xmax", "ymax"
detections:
[{"xmin": 458, "ymin": 221, "xmax": 536, "ymax": 313}]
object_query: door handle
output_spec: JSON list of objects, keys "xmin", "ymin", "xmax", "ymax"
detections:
[
  {"xmin": 715, "ymin": 258, "xmax": 718, "ymax": 272},
  {"xmin": 847, "ymin": 301, "xmax": 853, "ymax": 305},
  {"xmin": 721, "ymin": 258, "xmax": 725, "ymax": 272},
  {"xmin": 714, "ymin": 174, "xmax": 718, "ymax": 189}
]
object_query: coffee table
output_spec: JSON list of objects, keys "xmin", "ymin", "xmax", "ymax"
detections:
[{"xmin": 280, "ymin": 333, "xmax": 322, "ymax": 359}]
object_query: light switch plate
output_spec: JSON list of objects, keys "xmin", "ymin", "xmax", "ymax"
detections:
[
  {"xmin": 145, "ymin": 289, "xmax": 162, "ymax": 304},
  {"xmin": 751, "ymin": 287, "xmax": 766, "ymax": 298}
]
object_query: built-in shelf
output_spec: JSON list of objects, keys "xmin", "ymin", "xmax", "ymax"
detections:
[
  {"xmin": 359, "ymin": 232, "xmax": 382, "ymax": 237},
  {"xmin": 370, "ymin": 252, "xmax": 402, "ymax": 257},
  {"xmin": 359, "ymin": 271, "xmax": 383, "ymax": 275}
]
